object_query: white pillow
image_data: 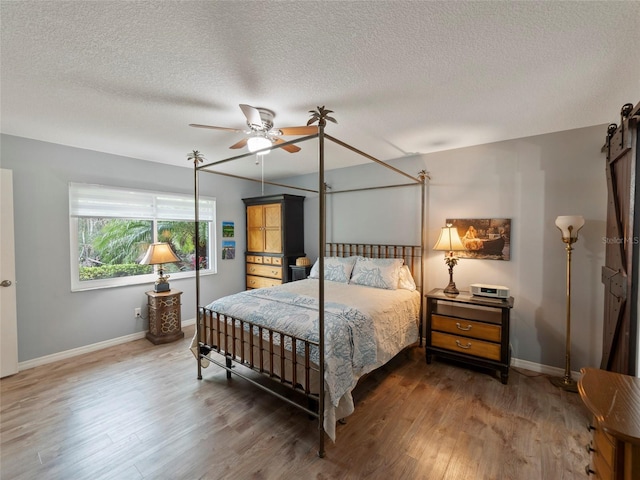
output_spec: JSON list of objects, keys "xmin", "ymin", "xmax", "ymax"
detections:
[
  {"xmin": 308, "ymin": 256, "xmax": 358, "ymax": 283},
  {"xmin": 349, "ymin": 257, "xmax": 404, "ymax": 290},
  {"xmin": 397, "ymin": 265, "xmax": 417, "ymax": 291}
]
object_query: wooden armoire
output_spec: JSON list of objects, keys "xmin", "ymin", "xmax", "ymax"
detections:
[
  {"xmin": 601, "ymin": 101, "xmax": 639, "ymax": 375},
  {"xmin": 242, "ymin": 194, "xmax": 305, "ymax": 289}
]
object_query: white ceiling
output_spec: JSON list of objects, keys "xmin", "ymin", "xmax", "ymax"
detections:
[{"xmin": 1, "ymin": 1, "xmax": 639, "ymax": 180}]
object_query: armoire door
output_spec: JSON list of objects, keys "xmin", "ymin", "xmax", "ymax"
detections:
[
  {"xmin": 601, "ymin": 102, "xmax": 639, "ymax": 375},
  {"xmin": 246, "ymin": 204, "xmax": 266, "ymax": 252},
  {"xmin": 246, "ymin": 203, "xmax": 282, "ymax": 253},
  {"xmin": 262, "ymin": 204, "xmax": 282, "ymax": 253}
]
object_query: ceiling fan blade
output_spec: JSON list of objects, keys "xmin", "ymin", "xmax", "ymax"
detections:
[
  {"xmin": 277, "ymin": 126, "xmax": 318, "ymax": 136},
  {"xmin": 239, "ymin": 104, "xmax": 263, "ymax": 128},
  {"xmin": 273, "ymin": 138, "xmax": 301, "ymax": 153},
  {"xmin": 229, "ymin": 138, "xmax": 248, "ymax": 149},
  {"xmin": 189, "ymin": 123, "xmax": 244, "ymax": 133}
]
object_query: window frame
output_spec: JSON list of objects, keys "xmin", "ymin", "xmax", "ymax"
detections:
[{"xmin": 69, "ymin": 183, "xmax": 216, "ymax": 292}]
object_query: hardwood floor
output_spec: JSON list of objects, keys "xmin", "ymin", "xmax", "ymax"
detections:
[{"xmin": 1, "ymin": 325, "xmax": 591, "ymax": 479}]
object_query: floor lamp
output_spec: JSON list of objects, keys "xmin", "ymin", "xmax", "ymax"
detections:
[{"xmin": 550, "ymin": 215, "xmax": 585, "ymax": 393}]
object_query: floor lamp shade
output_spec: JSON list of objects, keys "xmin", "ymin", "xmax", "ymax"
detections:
[
  {"xmin": 140, "ymin": 243, "xmax": 180, "ymax": 292},
  {"xmin": 555, "ymin": 215, "xmax": 585, "ymax": 242}
]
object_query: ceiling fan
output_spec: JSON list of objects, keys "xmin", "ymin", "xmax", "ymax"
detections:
[{"xmin": 189, "ymin": 104, "xmax": 317, "ymax": 154}]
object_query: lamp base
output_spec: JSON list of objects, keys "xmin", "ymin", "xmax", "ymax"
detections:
[
  {"xmin": 443, "ymin": 281, "xmax": 459, "ymax": 295},
  {"xmin": 154, "ymin": 282, "xmax": 170, "ymax": 293},
  {"xmin": 549, "ymin": 375, "xmax": 578, "ymax": 393}
]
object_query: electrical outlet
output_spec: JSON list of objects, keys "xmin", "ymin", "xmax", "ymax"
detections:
[{"xmin": 134, "ymin": 308, "xmax": 142, "ymax": 318}]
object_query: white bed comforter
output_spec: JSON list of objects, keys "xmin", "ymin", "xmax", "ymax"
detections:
[{"xmin": 196, "ymin": 278, "xmax": 420, "ymax": 441}]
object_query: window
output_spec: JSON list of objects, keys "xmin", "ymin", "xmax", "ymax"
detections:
[{"xmin": 69, "ymin": 183, "xmax": 216, "ymax": 291}]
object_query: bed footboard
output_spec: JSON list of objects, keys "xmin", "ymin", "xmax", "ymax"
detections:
[{"xmin": 198, "ymin": 306, "xmax": 321, "ymax": 414}]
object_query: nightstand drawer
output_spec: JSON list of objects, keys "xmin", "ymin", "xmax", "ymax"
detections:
[
  {"xmin": 431, "ymin": 331, "xmax": 501, "ymax": 361},
  {"xmin": 432, "ymin": 314, "xmax": 501, "ymax": 342},
  {"xmin": 593, "ymin": 427, "xmax": 615, "ymax": 472},
  {"xmin": 246, "ymin": 264, "xmax": 282, "ymax": 279},
  {"xmin": 246, "ymin": 275, "xmax": 282, "ymax": 289},
  {"xmin": 593, "ymin": 449, "xmax": 613, "ymax": 480}
]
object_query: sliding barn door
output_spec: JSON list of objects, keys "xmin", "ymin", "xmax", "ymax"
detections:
[{"xmin": 601, "ymin": 102, "xmax": 639, "ymax": 375}]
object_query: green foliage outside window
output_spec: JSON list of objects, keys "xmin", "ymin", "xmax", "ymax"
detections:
[{"xmin": 77, "ymin": 218, "xmax": 209, "ymax": 281}]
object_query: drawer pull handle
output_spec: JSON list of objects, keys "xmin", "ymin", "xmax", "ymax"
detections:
[
  {"xmin": 584, "ymin": 465, "xmax": 595, "ymax": 476},
  {"xmin": 455, "ymin": 322, "xmax": 472, "ymax": 331},
  {"xmin": 455, "ymin": 340, "xmax": 472, "ymax": 349},
  {"xmin": 585, "ymin": 443, "xmax": 595, "ymax": 454}
]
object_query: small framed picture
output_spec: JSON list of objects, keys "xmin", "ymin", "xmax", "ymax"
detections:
[
  {"xmin": 222, "ymin": 221, "xmax": 234, "ymax": 238},
  {"xmin": 222, "ymin": 240, "xmax": 235, "ymax": 260}
]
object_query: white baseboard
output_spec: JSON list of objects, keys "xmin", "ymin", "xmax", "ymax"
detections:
[
  {"xmin": 18, "ymin": 318, "xmax": 196, "ymax": 372},
  {"xmin": 17, "ymin": 322, "xmax": 578, "ymax": 381},
  {"xmin": 511, "ymin": 357, "xmax": 581, "ymax": 379}
]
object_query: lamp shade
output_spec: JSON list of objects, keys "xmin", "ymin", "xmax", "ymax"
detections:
[
  {"xmin": 247, "ymin": 136, "xmax": 272, "ymax": 154},
  {"xmin": 433, "ymin": 225, "xmax": 466, "ymax": 251},
  {"xmin": 433, "ymin": 224, "xmax": 466, "ymax": 252},
  {"xmin": 555, "ymin": 215, "xmax": 585, "ymax": 240},
  {"xmin": 140, "ymin": 243, "xmax": 180, "ymax": 265}
]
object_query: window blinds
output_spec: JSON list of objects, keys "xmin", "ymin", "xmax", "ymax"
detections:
[{"xmin": 69, "ymin": 183, "xmax": 215, "ymax": 221}]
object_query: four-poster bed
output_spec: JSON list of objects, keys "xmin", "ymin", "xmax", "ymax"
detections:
[{"xmin": 190, "ymin": 107, "xmax": 429, "ymax": 457}]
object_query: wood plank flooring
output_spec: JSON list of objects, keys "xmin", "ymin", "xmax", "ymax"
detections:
[{"xmin": 1, "ymin": 325, "xmax": 591, "ymax": 479}]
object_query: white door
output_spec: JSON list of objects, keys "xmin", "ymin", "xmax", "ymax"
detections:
[{"xmin": 1, "ymin": 169, "xmax": 18, "ymax": 377}]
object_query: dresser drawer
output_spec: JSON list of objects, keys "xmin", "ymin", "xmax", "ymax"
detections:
[
  {"xmin": 246, "ymin": 263, "xmax": 282, "ymax": 279},
  {"xmin": 432, "ymin": 314, "xmax": 502, "ymax": 342},
  {"xmin": 246, "ymin": 255, "xmax": 283, "ymax": 266},
  {"xmin": 262, "ymin": 256, "xmax": 283, "ymax": 265},
  {"xmin": 246, "ymin": 275, "xmax": 282, "ymax": 289},
  {"xmin": 431, "ymin": 331, "xmax": 501, "ymax": 361}
]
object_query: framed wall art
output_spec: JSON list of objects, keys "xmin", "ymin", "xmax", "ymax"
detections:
[
  {"xmin": 222, "ymin": 221, "xmax": 234, "ymax": 238},
  {"xmin": 221, "ymin": 240, "xmax": 235, "ymax": 260},
  {"xmin": 446, "ymin": 218, "xmax": 511, "ymax": 260}
]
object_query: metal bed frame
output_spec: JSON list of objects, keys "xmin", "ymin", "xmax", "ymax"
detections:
[{"xmin": 189, "ymin": 107, "xmax": 429, "ymax": 457}]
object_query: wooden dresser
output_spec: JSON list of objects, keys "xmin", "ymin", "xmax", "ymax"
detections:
[
  {"xmin": 425, "ymin": 288, "xmax": 514, "ymax": 384},
  {"xmin": 579, "ymin": 367, "xmax": 640, "ymax": 479},
  {"xmin": 243, "ymin": 194, "xmax": 305, "ymax": 289}
]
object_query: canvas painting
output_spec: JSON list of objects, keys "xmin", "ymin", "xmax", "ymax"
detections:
[
  {"xmin": 446, "ymin": 218, "xmax": 511, "ymax": 260},
  {"xmin": 222, "ymin": 221, "xmax": 234, "ymax": 238},
  {"xmin": 221, "ymin": 240, "xmax": 235, "ymax": 260}
]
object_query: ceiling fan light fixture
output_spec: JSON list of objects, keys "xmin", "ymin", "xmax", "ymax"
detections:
[{"xmin": 247, "ymin": 136, "xmax": 272, "ymax": 154}]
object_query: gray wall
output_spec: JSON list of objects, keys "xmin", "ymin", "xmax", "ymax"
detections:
[
  {"xmin": 1, "ymin": 134, "xmax": 257, "ymax": 362},
  {"xmin": 2, "ymin": 124, "xmax": 610, "ymax": 372},
  {"xmin": 273, "ymin": 124, "xmax": 608, "ymax": 371}
]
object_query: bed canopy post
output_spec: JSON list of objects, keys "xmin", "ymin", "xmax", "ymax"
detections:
[
  {"xmin": 309, "ymin": 106, "xmax": 336, "ymax": 458},
  {"xmin": 188, "ymin": 150, "xmax": 205, "ymax": 380}
]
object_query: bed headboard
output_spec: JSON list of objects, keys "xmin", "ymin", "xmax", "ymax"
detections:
[{"xmin": 325, "ymin": 242, "xmax": 422, "ymax": 288}]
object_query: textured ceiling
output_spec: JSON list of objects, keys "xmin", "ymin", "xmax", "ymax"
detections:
[{"xmin": 1, "ymin": 1, "xmax": 639, "ymax": 179}]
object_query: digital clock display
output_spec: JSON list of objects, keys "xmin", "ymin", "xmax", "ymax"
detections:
[{"xmin": 481, "ymin": 287, "xmax": 498, "ymax": 294}]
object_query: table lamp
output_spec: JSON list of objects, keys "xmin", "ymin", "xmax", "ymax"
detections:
[
  {"xmin": 433, "ymin": 224, "xmax": 466, "ymax": 295},
  {"xmin": 140, "ymin": 242, "xmax": 180, "ymax": 292}
]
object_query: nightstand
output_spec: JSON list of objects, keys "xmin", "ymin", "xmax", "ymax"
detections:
[
  {"xmin": 579, "ymin": 368, "xmax": 640, "ymax": 479},
  {"xmin": 289, "ymin": 265, "xmax": 312, "ymax": 281},
  {"xmin": 145, "ymin": 290, "xmax": 183, "ymax": 344},
  {"xmin": 425, "ymin": 288, "xmax": 514, "ymax": 384}
]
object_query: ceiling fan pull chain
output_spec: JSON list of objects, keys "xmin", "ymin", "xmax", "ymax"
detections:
[{"xmin": 261, "ymin": 154, "xmax": 265, "ymax": 196}]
